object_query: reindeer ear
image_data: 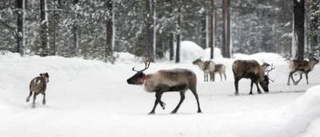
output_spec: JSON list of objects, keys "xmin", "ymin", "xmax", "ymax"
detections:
[{"xmin": 44, "ymin": 73, "xmax": 49, "ymax": 78}]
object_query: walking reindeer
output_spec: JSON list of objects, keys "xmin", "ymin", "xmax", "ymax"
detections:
[
  {"xmin": 287, "ymin": 57, "xmax": 319, "ymax": 85},
  {"xmin": 127, "ymin": 61, "xmax": 202, "ymax": 114}
]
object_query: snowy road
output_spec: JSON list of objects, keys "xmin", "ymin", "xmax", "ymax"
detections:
[{"xmin": 0, "ymin": 52, "xmax": 319, "ymax": 137}]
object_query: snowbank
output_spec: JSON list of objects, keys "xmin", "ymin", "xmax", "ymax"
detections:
[
  {"xmin": 233, "ymin": 52, "xmax": 287, "ymax": 65},
  {"xmin": 281, "ymin": 85, "xmax": 320, "ymax": 137},
  {"xmin": 166, "ymin": 41, "xmax": 204, "ymax": 62}
]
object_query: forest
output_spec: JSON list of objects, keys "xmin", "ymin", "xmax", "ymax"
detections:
[{"xmin": 0, "ymin": 0, "xmax": 319, "ymax": 62}]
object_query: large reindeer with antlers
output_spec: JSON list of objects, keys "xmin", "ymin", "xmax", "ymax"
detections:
[
  {"xmin": 287, "ymin": 57, "xmax": 319, "ymax": 85},
  {"xmin": 232, "ymin": 60, "xmax": 275, "ymax": 95},
  {"xmin": 126, "ymin": 61, "xmax": 202, "ymax": 114}
]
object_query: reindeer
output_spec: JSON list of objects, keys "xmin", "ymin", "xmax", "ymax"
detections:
[
  {"xmin": 232, "ymin": 60, "xmax": 274, "ymax": 95},
  {"xmin": 287, "ymin": 57, "xmax": 319, "ymax": 85},
  {"xmin": 26, "ymin": 73, "xmax": 49, "ymax": 108},
  {"xmin": 213, "ymin": 64, "xmax": 227, "ymax": 81},
  {"xmin": 192, "ymin": 59, "xmax": 215, "ymax": 82},
  {"xmin": 127, "ymin": 61, "xmax": 202, "ymax": 114}
]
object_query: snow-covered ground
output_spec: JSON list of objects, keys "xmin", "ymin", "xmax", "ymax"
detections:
[{"xmin": 0, "ymin": 42, "xmax": 319, "ymax": 137}]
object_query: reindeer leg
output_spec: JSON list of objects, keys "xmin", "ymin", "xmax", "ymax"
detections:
[
  {"xmin": 234, "ymin": 78, "xmax": 240, "ymax": 96},
  {"xmin": 249, "ymin": 80, "xmax": 254, "ymax": 95},
  {"xmin": 171, "ymin": 91, "xmax": 185, "ymax": 114},
  {"xmin": 149, "ymin": 92, "xmax": 163, "ymax": 114},
  {"xmin": 294, "ymin": 73, "xmax": 303, "ymax": 85},
  {"xmin": 32, "ymin": 93, "xmax": 39, "ymax": 108},
  {"xmin": 42, "ymin": 92, "xmax": 46, "ymax": 105},
  {"xmin": 305, "ymin": 72, "xmax": 309, "ymax": 84},
  {"xmin": 26, "ymin": 90, "xmax": 33, "ymax": 102},
  {"xmin": 288, "ymin": 71, "xmax": 296, "ymax": 85},
  {"xmin": 212, "ymin": 72, "xmax": 215, "ymax": 82},
  {"xmin": 287, "ymin": 72, "xmax": 292, "ymax": 85},
  {"xmin": 255, "ymin": 81, "xmax": 262, "ymax": 94},
  {"xmin": 190, "ymin": 86, "xmax": 202, "ymax": 113},
  {"xmin": 224, "ymin": 73, "xmax": 227, "ymax": 81}
]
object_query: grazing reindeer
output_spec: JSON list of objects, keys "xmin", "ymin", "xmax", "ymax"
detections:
[
  {"xmin": 127, "ymin": 61, "xmax": 202, "ymax": 114},
  {"xmin": 26, "ymin": 73, "xmax": 49, "ymax": 108},
  {"xmin": 213, "ymin": 64, "xmax": 227, "ymax": 81},
  {"xmin": 287, "ymin": 57, "xmax": 319, "ymax": 85},
  {"xmin": 232, "ymin": 60, "xmax": 274, "ymax": 95},
  {"xmin": 192, "ymin": 59, "xmax": 215, "ymax": 82}
]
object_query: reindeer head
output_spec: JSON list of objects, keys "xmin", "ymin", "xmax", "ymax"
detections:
[
  {"xmin": 192, "ymin": 58, "xmax": 202, "ymax": 65},
  {"xmin": 127, "ymin": 61, "xmax": 150, "ymax": 85},
  {"xmin": 260, "ymin": 64, "xmax": 275, "ymax": 92},
  {"xmin": 259, "ymin": 75, "xmax": 270, "ymax": 92},
  {"xmin": 40, "ymin": 72, "xmax": 49, "ymax": 83}
]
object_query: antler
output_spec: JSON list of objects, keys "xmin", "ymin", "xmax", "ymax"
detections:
[
  {"xmin": 265, "ymin": 64, "xmax": 275, "ymax": 75},
  {"xmin": 132, "ymin": 59, "xmax": 151, "ymax": 72}
]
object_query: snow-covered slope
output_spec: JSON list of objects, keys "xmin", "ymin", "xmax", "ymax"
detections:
[{"xmin": 0, "ymin": 50, "xmax": 319, "ymax": 137}]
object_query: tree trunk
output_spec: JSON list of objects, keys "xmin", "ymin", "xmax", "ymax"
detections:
[
  {"xmin": 73, "ymin": 0, "xmax": 79, "ymax": 56},
  {"xmin": 152, "ymin": 0, "xmax": 156, "ymax": 61},
  {"xmin": 106, "ymin": 0, "xmax": 114, "ymax": 63},
  {"xmin": 175, "ymin": 3, "xmax": 181, "ymax": 63},
  {"xmin": 293, "ymin": 0, "xmax": 305, "ymax": 61},
  {"xmin": 310, "ymin": 0, "xmax": 318, "ymax": 57},
  {"xmin": 16, "ymin": 0, "xmax": 25, "ymax": 56},
  {"xmin": 222, "ymin": 0, "xmax": 231, "ymax": 58},
  {"xmin": 52, "ymin": 0, "xmax": 61, "ymax": 55},
  {"xmin": 145, "ymin": 0, "xmax": 155, "ymax": 62},
  {"xmin": 40, "ymin": 0, "xmax": 48, "ymax": 56},
  {"xmin": 209, "ymin": 0, "xmax": 215, "ymax": 59},
  {"xmin": 169, "ymin": 33, "xmax": 174, "ymax": 61}
]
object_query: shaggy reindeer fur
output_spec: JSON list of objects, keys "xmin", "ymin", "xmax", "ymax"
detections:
[
  {"xmin": 127, "ymin": 66, "xmax": 202, "ymax": 114},
  {"xmin": 287, "ymin": 57, "xmax": 319, "ymax": 85},
  {"xmin": 232, "ymin": 60, "xmax": 270, "ymax": 95}
]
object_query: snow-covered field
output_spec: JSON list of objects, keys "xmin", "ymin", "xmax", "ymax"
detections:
[{"xmin": 0, "ymin": 43, "xmax": 319, "ymax": 137}]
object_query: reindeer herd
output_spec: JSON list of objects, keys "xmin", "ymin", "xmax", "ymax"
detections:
[{"xmin": 26, "ymin": 56, "xmax": 319, "ymax": 115}]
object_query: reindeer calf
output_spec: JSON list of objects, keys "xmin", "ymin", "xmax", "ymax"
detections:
[
  {"xmin": 213, "ymin": 64, "xmax": 227, "ymax": 81},
  {"xmin": 127, "ymin": 62, "xmax": 202, "ymax": 114},
  {"xmin": 232, "ymin": 60, "xmax": 273, "ymax": 95},
  {"xmin": 287, "ymin": 57, "xmax": 319, "ymax": 85},
  {"xmin": 192, "ymin": 59, "xmax": 215, "ymax": 82},
  {"xmin": 26, "ymin": 73, "xmax": 49, "ymax": 108}
]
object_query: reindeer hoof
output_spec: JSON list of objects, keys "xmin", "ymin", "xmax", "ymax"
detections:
[
  {"xmin": 171, "ymin": 111, "xmax": 177, "ymax": 114},
  {"xmin": 160, "ymin": 102, "xmax": 166, "ymax": 110},
  {"xmin": 235, "ymin": 92, "xmax": 239, "ymax": 96},
  {"xmin": 148, "ymin": 111, "xmax": 155, "ymax": 115},
  {"xmin": 26, "ymin": 98, "xmax": 30, "ymax": 102}
]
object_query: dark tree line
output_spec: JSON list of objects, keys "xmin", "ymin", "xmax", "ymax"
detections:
[{"xmin": 0, "ymin": 0, "xmax": 319, "ymax": 62}]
